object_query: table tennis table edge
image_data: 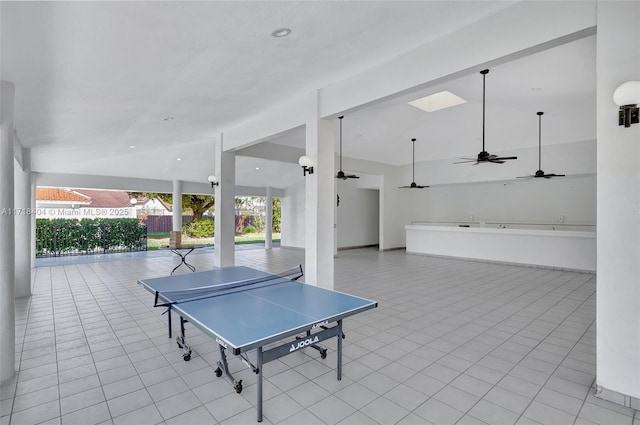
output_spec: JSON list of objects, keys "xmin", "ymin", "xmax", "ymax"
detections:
[{"xmin": 171, "ymin": 299, "xmax": 378, "ymax": 355}]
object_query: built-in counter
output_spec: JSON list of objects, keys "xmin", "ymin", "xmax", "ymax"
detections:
[{"xmin": 405, "ymin": 222, "xmax": 596, "ymax": 272}]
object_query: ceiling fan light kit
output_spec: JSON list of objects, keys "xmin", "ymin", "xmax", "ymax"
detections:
[
  {"xmin": 455, "ymin": 69, "xmax": 518, "ymax": 165},
  {"xmin": 399, "ymin": 138, "xmax": 429, "ymax": 189},
  {"xmin": 336, "ymin": 116, "xmax": 359, "ymax": 180},
  {"xmin": 517, "ymin": 111, "xmax": 565, "ymax": 179}
]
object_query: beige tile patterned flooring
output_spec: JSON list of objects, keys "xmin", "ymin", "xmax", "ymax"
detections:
[{"xmin": 1, "ymin": 247, "xmax": 638, "ymax": 424}]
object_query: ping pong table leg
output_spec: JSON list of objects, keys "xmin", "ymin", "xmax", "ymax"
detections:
[
  {"xmin": 177, "ymin": 317, "xmax": 192, "ymax": 361},
  {"xmin": 337, "ymin": 320, "xmax": 343, "ymax": 380},
  {"xmin": 257, "ymin": 346, "xmax": 263, "ymax": 422}
]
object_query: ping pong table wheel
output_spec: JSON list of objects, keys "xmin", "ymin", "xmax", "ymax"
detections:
[
  {"xmin": 234, "ymin": 381, "xmax": 243, "ymax": 394},
  {"xmin": 215, "ymin": 367, "xmax": 222, "ymax": 378},
  {"xmin": 183, "ymin": 352, "xmax": 191, "ymax": 361},
  {"xmin": 320, "ymin": 349, "xmax": 327, "ymax": 359}
]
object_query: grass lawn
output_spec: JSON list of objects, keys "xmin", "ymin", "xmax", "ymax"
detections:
[{"xmin": 147, "ymin": 232, "xmax": 281, "ymax": 250}]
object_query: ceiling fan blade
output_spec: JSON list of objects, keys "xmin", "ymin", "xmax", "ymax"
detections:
[
  {"xmin": 454, "ymin": 159, "xmax": 477, "ymax": 164},
  {"xmin": 543, "ymin": 173, "xmax": 565, "ymax": 178},
  {"xmin": 399, "ymin": 181, "xmax": 429, "ymax": 189},
  {"xmin": 516, "ymin": 175, "xmax": 534, "ymax": 179},
  {"xmin": 336, "ymin": 170, "xmax": 359, "ymax": 180},
  {"xmin": 492, "ymin": 156, "xmax": 518, "ymax": 161},
  {"xmin": 488, "ymin": 159, "xmax": 505, "ymax": 164}
]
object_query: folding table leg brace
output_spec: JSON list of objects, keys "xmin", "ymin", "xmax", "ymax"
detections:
[
  {"xmin": 252, "ymin": 320, "xmax": 343, "ymax": 422},
  {"xmin": 214, "ymin": 344, "xmax": 245, "ymax": 394}
]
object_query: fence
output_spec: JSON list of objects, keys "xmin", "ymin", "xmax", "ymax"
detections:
[
  {"xmin": 36, "ymin": 218, "xmax": 147, "ymax": 258},
  {"xmin": 141, "ymin": 215, "xmax": 258, "ymax": 233},
  {"xmin": 142, "ymin": 215, "xmax": 197, "ymax": 233}
]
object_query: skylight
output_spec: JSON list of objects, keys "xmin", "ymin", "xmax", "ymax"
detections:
[{"xmin": 408, "ymin": 90, "xmax": 467, "ymax": 112}]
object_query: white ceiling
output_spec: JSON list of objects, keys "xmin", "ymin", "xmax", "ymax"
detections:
[{"xmin": 1, "ymin": 1, "xmax": 596, "ymax": 190}]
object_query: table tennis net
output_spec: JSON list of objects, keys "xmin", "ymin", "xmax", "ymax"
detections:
[{"xmin": 154, "ymin": 265, "xmax": 303, "ymax": 307}]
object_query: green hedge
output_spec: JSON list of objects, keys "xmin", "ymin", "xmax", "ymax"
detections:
[
  {"xmin": 182, "ymin": 218, "xmax": 215, "ymax": 238},
  {"xmin": 241, "ymin": 225, "xmax": 257, "ymax": 234},
  {"xmin": 36, "ymin": 218, "xmax": 147, "ymax": 257}
]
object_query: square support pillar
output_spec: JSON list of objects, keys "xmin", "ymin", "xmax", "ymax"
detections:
[
  {"xmin": 595, "ymin": 0, "xmax": 640, "ymax": 407},
  {"xmin": 303, "ymin": 97, "xmax": 335, "ymax": 289},
  {"xmin": 172, "ymin": 180, "xmax": 182, "ymax": 232},
  {"xmin": 14, "ymin": 149, "xmax": 32, "ymax": 298},
  {"xmin": 1, "ymin": 80, "xmax": 16, "ymax": 383},
  {"xmin": 265, "ymin": 187, "xmax": 273, "ymax": 250},
  {"xmin": 214, "ymin": 134, "xmax": 235, "ymax": 268}
]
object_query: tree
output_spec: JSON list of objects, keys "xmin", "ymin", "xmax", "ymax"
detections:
[
  {"xmin": 272, "ymin": 197, "xmax": 281, "ymax": 233},
  {"xmin": 131, "ymin": 192, "xmax": 214, "ymax": 219},
  {"xmin": 235, "ymin": 196, "xmax": 252, "ymax": 214}
]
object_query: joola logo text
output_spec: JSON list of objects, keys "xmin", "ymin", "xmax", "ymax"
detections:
[
  {"xmin": 311, "ymin": 321, "xmax": 328, "ymax": 330},
  {"xmin": 215, "ymin": 338, "xmax": 227, "ymax": 349},
  {"xmin": 289, "ymin": 336, "xmax": 319, "ymax": 352}
]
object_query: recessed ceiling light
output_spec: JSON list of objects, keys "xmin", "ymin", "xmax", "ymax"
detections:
[
  {"xmin": 408, "ymin": 91, "xmax": 467, "ymax": 113},
  {"xmin": 129, "ymin": 145, "xmax": 136, "ymax": 149},
  {"xmin": 271, "ymin": 28, "xmax": 291, "ymax": 38},
  {"xmin": 531, "ymin": 87, "xmax": 543, "ymax": 92},
  {"xmin": 176, "ymin": 157, "xmax": 182, "ymax": 161},
  {"xmin": 255, "ymin": 167, "xmax": 260, "ymax": 170}
]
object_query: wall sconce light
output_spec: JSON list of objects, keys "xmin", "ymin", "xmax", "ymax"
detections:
[
  {"xmin": 614, "ymin": 80, "xmax": 640, "ymax": 127},
  {"xmin": 207, "ymin": 175, "xmax": 219, "ymax": 187},
  {"xmin": 298, "ymin": 156, "xmax": 314, "ymax": 176}
]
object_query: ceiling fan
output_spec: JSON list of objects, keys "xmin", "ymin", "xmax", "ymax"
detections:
[
  {"xmin": 517, "ymin": 112, "xmax": 565, "ymax": 179},
  {"xmin": 336, "ymin": 116, "xmax": 359, "ymax": 180},
  {"xmin": 455, "ymin": 69, "xmax": 518, "ymax": 165},
  {"xmin": 399, "ymin": 138, "xmax": 429, "ymax": 189}
]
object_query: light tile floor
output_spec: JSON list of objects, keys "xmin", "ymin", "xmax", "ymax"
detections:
[{"xmin": 2, "ymin": 247, "xmax": 639, "ymax": 425}]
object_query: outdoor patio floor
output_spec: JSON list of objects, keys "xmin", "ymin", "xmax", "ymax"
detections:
[{"xmin": 2, "ymin": 246, "xmax": 638, "ymax": 424}]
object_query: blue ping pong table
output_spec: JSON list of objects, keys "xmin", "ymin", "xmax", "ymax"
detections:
[{"xmin": 138, "ymin": 265, "xmax": 377, "ymax": 422}]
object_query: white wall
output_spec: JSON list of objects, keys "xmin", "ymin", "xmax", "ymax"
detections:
[
  {"xmin": 282, "ymin": 175, "xmax": 382, "ymax": 250},
  {"xmin": 336, "ymin": 179, "xmax": 379, "ymax": 248},
  {"xmin": 391, "ymin": 138, "xmax": 597, "ymax": 247},
  {"xmin": 401, "ymin": 174, "xmax": 596, "ymax": 227},
  {"xmin": 399, "ymin": 139, "xmax": 596, "ymax": 187}
]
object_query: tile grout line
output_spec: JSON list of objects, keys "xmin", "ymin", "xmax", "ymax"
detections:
[{"xmin": 396, "ymin": 271, "xmax": 595, "ymax": 424}]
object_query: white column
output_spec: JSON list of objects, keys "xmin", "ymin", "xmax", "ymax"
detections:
[
  {"xmin": 304, "ymin": 94, "xmax": 335, "ymax": 288},
  {"xmin": 0, "ymin": 80, "xmax": 16, "ymax": 383},
  {"xmin": 14, "ymin": 148, "xmax": 32, "ymax": 298},
  {"xmin": 214, "ymin": 134, "xmax": 235, "ymax": 267},
  {"xmin": 172, "ymin": 180, "xmax": 182, "ymax": 231},
  {"xmin": 30, "ymin": 174, "xmax": 36, "ymax": 270},
  {"xmin": 265, "ymin": 187, "xmax": 273, "ymax": 250},
  {"xmin": 596, "ymin": 0, "xmax": 640, "ymax": 406}
]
